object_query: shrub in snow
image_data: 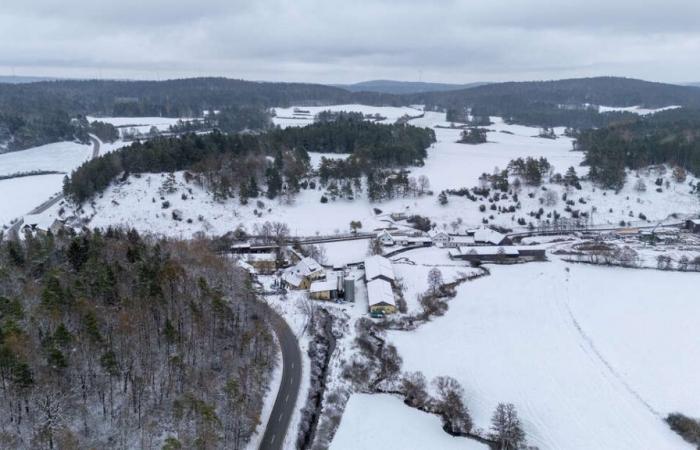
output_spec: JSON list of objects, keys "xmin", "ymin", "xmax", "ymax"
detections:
[
  {"xmin": 161, "ymin": 201, "xmax": 170, "ymax": 209},
  {"xmin": 666, "ymin": 413, "xmax": 700, "ymax": 446}
]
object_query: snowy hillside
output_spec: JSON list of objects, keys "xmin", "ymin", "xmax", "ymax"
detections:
[
  {"xmin": 331, "ymin": 394, "xmax": 488, "ymax": 450},
  {"xmin": 61, "ymin": 107, "xmax": 699, "ymax": 238}
]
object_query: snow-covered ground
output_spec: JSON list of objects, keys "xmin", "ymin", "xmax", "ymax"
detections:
[
  {"xmin": 86, "ymin": 116, "xmax": 194, "ymax": 137},
  {"xmin": 272, "ymin": 104, "xmax": 423, "ymax": 128},
  {"xmin": 331, "ymin": 393, "xmax": 488, "ymax": 450},
  {"xmin": 0, "ymin": 141, "xmax": 92, "ymax": 176},
  {"xmin": 71, "ymin": 107, "xmax": 693, "ymax": 238},
  {"xmin": 390, "ymin": 247, "xmax": 480, "ymax": 313},
  {"xmin": 387, "ymin": 257, "xmax": 697, "ymax": 450},
  {"xmin": 0, "ymin": 174, "xmax": 65, "ymax": 227},
  {"xmin": 598, "ymin": 105, "xmax": 681, "ymax": 115}
]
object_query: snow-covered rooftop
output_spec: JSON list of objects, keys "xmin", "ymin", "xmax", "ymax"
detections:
[
  {"xmin": 309, "ymin": 274, "xmax": 339, "ymax": 293},
  {"xmin": 367, "ymin": 279, "xmax": 395, "ymax": 307},
  {"xmin": 459, "ymin": 246, "xmax": 520, "ymax": 256},
  {"xmin": 364, "ymin": 255, "xmax": 395, "ymax": 281},
  {"xmin": 473, "ymin": 227, "xmax": 508, "ymax": 245}
]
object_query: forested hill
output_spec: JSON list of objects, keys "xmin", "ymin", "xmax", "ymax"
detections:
[
  {"xmin": 578, "ymin": 107, "xmax": 700, "ymax": 189},
  {"xmin": 0, "ymin": 77, "xmax": 399, "ymax": 118},
  {"xmin": 0, "ymin": 229, "xmax": 276, "ymax": 449},
  {"xmin": 333, "ymin": 80, "xmax": 487, "ymax": 94},
  {"xmin": 403, "ymin": 77, "xmax": 700, "ymax": 128}
]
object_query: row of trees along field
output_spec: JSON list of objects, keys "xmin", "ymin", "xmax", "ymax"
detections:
[
  {"xmin": 63, "ymin": 118, "xmax": 436, "ymax": 204},
  {"xmin": 578, "ymin": 107, "xmax": 700, "ymax": 189},
  {"xmin": 0, "ymin": 228, "xmax": 276, "ymax": 449}
]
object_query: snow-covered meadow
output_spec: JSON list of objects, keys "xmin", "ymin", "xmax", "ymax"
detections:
[
  {"xmin": 387, "ymin": 257, "xmax": 697, "ymax": 450},
  {"xmin": 86, "ymin": 116, "xmax": 193, "ymax": 137},
  {"xmin": 331, "ymin": 393, "xmax": 488, "ymax": 450}
]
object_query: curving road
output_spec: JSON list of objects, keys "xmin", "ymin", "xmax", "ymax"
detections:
[
  {"xmin": 7, "ymin": 135, "xmax": 100, "ymax": 238},
  {"xmin": 259, "ymin": 304, "xmax": 302, "ymax": 450}
]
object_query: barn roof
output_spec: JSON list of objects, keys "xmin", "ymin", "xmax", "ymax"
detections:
[
  {"xmin": 473, "ymin": 227, "xmax": 507, "ymax": 245},
  {"xmin": 364, "ymin": 255, "xmax": 395, "ymax": 281},
  {"xmin": 367, "ymin": 279, "xmax": 395, "ymax": 307}
]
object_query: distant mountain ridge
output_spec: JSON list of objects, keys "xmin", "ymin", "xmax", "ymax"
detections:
[
  {"xmin": 333, "ymin": 79, "xmax": 489, "ymax": 95},
  {"xmin": 0, "ymin": 75, "xmax": 61, "ymax": 84}
]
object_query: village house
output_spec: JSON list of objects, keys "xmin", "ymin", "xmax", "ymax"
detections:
[
  {"xmin": 376, "ymin": 230, "xmax": 396, "ymax": 246},
  {"xmin": 367, "ymin": 278, "xmax": 396, "ymax": 315},
  {"xmin": 282, "ymin": 256, "xmax": 324, "ymax": 289},
  {"xmin": 428, "ymin": 229, "xmax": 452, "ymax": 247}
]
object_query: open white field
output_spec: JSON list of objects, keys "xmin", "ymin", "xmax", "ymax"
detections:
[
  {"xmin": 0, "ymin": 174, "xmax": 65, "ymax": 226},
  {"xmin": 86, "ymin": 116, "xmax": 192, "ymax": 136},
  {"xmin": 272, "ymin": 104, "xmax": 423, "ymax": 128},
  {"xmin": 388, "ymin": 258, "xmax": 697, "ymax": 450},
  {"xmin": 0, "ymin": 140, "xmax": 91, "ymax": 176},
  {"xmin": 331, "ymin": 393, "xmax": 488, "ymax": 450}
]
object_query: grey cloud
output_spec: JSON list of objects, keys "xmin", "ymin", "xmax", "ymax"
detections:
[{"xmin": 0, "ymin": 0, "xmax": 699, "ymax": 83}]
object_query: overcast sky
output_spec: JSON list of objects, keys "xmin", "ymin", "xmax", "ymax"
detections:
[{"xmin": 1, "ymin": 0, "xmax": 699, "ymax": 84}]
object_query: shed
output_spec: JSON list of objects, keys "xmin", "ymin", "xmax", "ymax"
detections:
[{"xmin": 686, "ymin": 219, "xmax": 700, "ymax": 233}]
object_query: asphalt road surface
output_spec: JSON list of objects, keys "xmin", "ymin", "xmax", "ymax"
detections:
[{"xmin": 259, "ymin": 306, "xmax": 302, "ymax": 450}]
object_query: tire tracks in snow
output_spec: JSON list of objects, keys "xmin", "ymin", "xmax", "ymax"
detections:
[{"xmin": 559, "ymin": 267, "xmax": 661, "ymax": 418}]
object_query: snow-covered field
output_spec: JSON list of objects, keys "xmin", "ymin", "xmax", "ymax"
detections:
[
  {"xmin": 0, "ymin": 141, "xmax": 92, "ymax": 176},
  {"xmin": 331, "ymin": 393, "xmax": 488, "ymax": 450},
  {"xmin": 598, "ymin": 105, "xmax": 681, "ymax": 115},
  {"xmin": 86, "ymin": 116, "xmax": 193, "ymax": 137},
  {"xmin": 0, "ymin": 174, "xmax": 65, "ymax": 227},
  {"xmin": 272, "ymin": 104, "xmax": 422, "ymax": 128},
  {"xmin": 388, "ymin": 257, "xmax": 697, "ymax": 450},
  {"xmin": 391, "ymin": 247, "xmax": 480, "ymax": 313},
  {"xmin": 46, "ymin": 106, "xmax": 695, "ymax": 238}
]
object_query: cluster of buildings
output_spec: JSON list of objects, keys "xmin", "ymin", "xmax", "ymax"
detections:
[{"xmin": 376, "ymin": 226, "xmax": 512, "ymax": 250}]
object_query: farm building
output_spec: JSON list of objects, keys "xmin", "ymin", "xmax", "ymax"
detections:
[
  {"xmin": 364, "ymin": 255, "xmax": 396, "ymax": 284},
  {"xmin": 367, "ymin": 279, "xmax": 396, "ymax": 314},
  {"xmin": 282, "ymin": 256, "xmax": 325, "ymax": 289},
  {"xmin": 686, "ymin": 219, "xmax": 700, "ymax": 233},
  {"xmin": 449, "ymin": 246, "xmax": 546, "ymax": 263},
  {"xmin": 309, "ymin": 273, "xmax": 343, "ymax": 301},
  {"xmin": 244, "ymin": 253, "xmax": 278, "ymax": 274},
  {"xmin": 396, "ymin": 236, "xmax": 433, "ymax": 247}
]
